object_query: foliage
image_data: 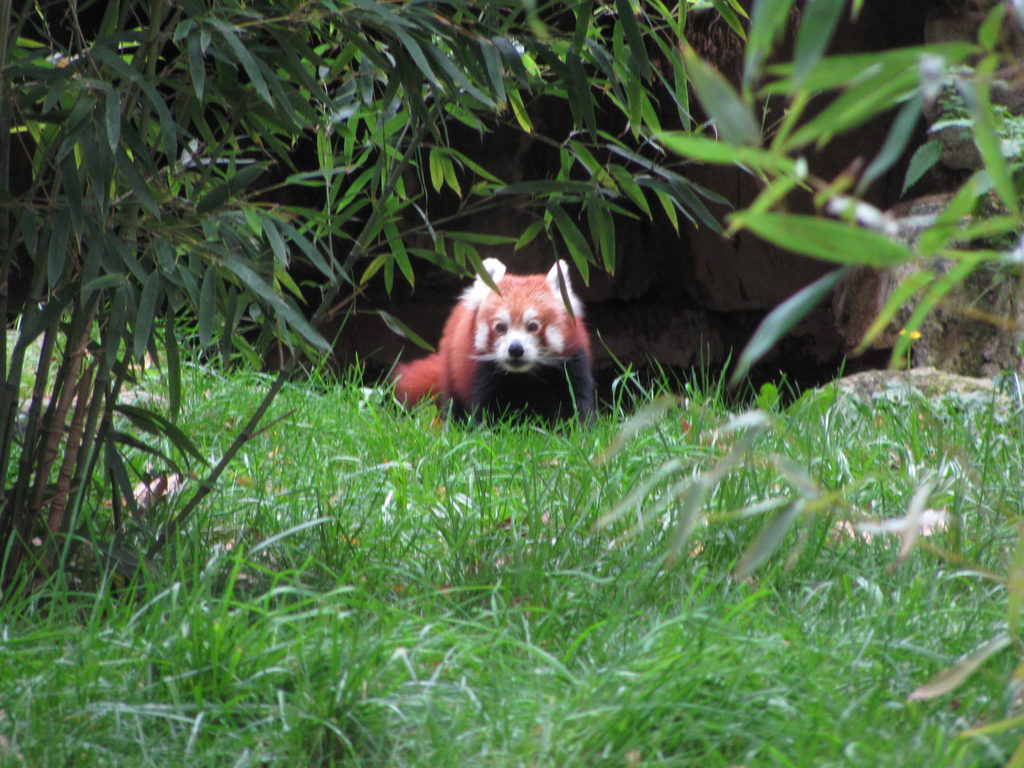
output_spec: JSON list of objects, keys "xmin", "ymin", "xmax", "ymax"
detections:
[
  {"xmin": 1, "ymin": 0, "xmax": 726, "ymax": 589},
  {"xmin": 4, "ymin": 0, "xmax": 1023, "ymax": 754},
  {"xmin": 0, "ymin": 370, "xmax": 1019, "ymax": 766},
  {"xmin": 648, "ymin": 0, "xmax": 1024, "ymax": 738},
  {"xmin": 660, "ymin": 1, "xmax": 1023, "ymax": 379},
  {"xmin": 645, "ymin": 2, "xmax": 1024, "ymax": 741}
]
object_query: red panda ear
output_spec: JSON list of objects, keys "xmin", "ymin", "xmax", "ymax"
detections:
[
  {"xmin": 481, "ymin": 258, "xmax": 507, "ymax": 283},
  {"xmin": 546, "ymin": 260, "xmax": 583, "ymax": 317},
  {"xmin": 462, "ymin": 258, "xmax": 507, "ymax": 308}
]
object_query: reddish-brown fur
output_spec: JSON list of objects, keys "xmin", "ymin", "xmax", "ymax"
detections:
[{"xmin": 394, "ymin": 261, "xmax": 593, "ymax": 419}]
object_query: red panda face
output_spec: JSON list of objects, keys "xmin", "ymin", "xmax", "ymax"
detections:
[{"xmin": 466, "ymin": 260, "xmax": 582, "ymax": 374}]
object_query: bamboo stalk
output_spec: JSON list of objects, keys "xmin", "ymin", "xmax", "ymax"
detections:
[
  {"xmin": 27, "ymin": 306, "xmax": 94, "ymax": 519},
  {"xmin": 3, "ymin": 321, "xmax": 57, "ymax": 549},
  {"xmin": 47, "ymin": 360, "xmax": 96, "ymax": 535}
]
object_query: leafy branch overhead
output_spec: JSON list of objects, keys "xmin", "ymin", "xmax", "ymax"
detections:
[
  {"xmin": 0, "ymin": 1, "xmax": 732, "ymax": 585},
  {"xmin": 641, "ymin": 0, "xmax": 1024, "ymax": 727},
  {"xmin": 664, "ymin": 1, "xmax": 1022, "ymax": 381}
]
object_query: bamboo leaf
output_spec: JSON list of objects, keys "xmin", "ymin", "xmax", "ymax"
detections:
[
  {"xmin": 447, "ymin": 232, "xmax": 517, "ymax": 245},
  {"xmin": 731, "ymin": 212, "xmax": 913, "ymax": 267},
  {"xmin": 83, "ymin": 274, "xmax": 128, "ymax": 297},
  {"xmin": 782, "ymin": 69, "xmax": 917, "ymax": 150},
  {"xmin": 793, "ymin": 0, "xmax": 846, "ymax": 86},
  {"xmin": 212, "ymin": 19, "xmax": 273, "ymax": 106},
  {"xmin": 493, "ymin": 36, "xmax": 530, "ymax": 86},
  {"xmin": 92, "ymin": 45, "xmax": 178, "ymax": 158},
  {"xmin": 104, "ymin": 86, "xmax": 121, "ymax": 152},
  {"xmin": 711, "ymin": 0, "xmax": 748, "ymax": 41},
  {"xmin": 164, "ymin": 309, "xmax": 181, "ymax": 422},
  {"xmin": 393, "ymin": 28, "xmax": 442, "ymax": 92},
  {"xmin": 134, "ymin": 271, "xmax": 163, "ymax": 361},
  {"xmin": 391, "ymin": 233, "xmax": 415, "ymax": 287},
  {"xmin": 429, "ymin": 148, "xmax": 445, "ymax": 193},
  {"xmin": 441, "ymin": 153, "xmax": 461, "ymax": 197},
  {"xmin": 857, "ymin": 93, "xmax": 923, "ymax": 194},
  {"xmin": 608, "ymin": 164, "xmax": 651, "ymax": 217},
  {"xmin": 964, "ymin": 60, "xmax": 1020, "ymax": 216},
  {"xmin": 507, "ymin": 87, "xmax": 533, "ymax": 133},
  {"xmin": 658, "ymin": 132, "xmax": 795, "ymax": 174},
  {"xmin": 765, "ymin": 43, "xmax": 976, "ymax": 94},
  {"xmin": 587, "ymin": 205, "xmax": 617, "ymax": 273},
  {"xmin": 105, "ymin": 286, "xmax": 128, "ymax": 374},
  {"xmin": 275, "ymin": 264, "xmax": 303, "ymax": 300},
  {"xmin": 653, "ymin": 188, "xmax": 679, "ymax": 232},
  {"xmin": 16, "ymin": 284, "xmax": 75, "ymax": 348},
  {"xmin": 978, "ymin": 4, "xmax": 1008, "ymax": 51},
  {"xmin": 479, "ymin": 39, "xmax": 506, "ymax": 105},
  {"xmin": 264, "ymin": 219, "xmax": 287, "ymax": 265},
  {"xmin": 855, "ymin": 269, "xmax": 933, "ymax": 353},
  {"xmin": 360, "ymin": 255, "xmax": 387, "ymax": 286},
  {"xmin": 614, "ymin": 0, "xmax": 651, "ymax": 80},
  {"xmin": 59, "ymin": 152, "xmax": 84, "ymax": 232},
  {"xmin": 663, "ymin": 478, "xmax": 712, "ymax": 567},
  {"xmin": 276, "ymin": 220, "xmax": 334, "ymax": 280},
  {"xmin": 901, "ymin": 140, "xmax": 942, "ymax": 196},
  {"xmin": 908, "ymin": 634, "xmax": 1012, "ymax": 701},
  {"xmin": 115, "ymin": 146, "xmax": 160, "ymax": 217},
  {"xmin": 377, "ymin": 310, "xmax": 434, "ymax": 351},
  {"xmin": 187, "ymin": 31, "xmax": 206, "ymax": 100},
  {"xmin": 514, "ymin": 220, "xmax": 545, "ymax": 251},
  {"xmin": 425, "ymin": 43, "xmax": 495, "ymax": 108},
  {"xmin": 196, "ymin": 163, "xmax": 267, "ymax": 214},
  {"xmin": 734, "ymin": 500, "xmax": 804, "ymax": 579},
  {"xmin": 547, "ymin": 203, "xmax": 593, "ymax": 280},
  {"xmin": 567, "ymin": 53, "xmax": 598, "ymax": 139},
  {"xmin": 917, "ymin": 173, "xmax": 988, "ymax": 255},
  {"xmin": 199, "ymin": 268, "xmax": 217, "ymax": 348},
  {"xmin": 888, "ymin": 253, "xmax": 985, "ymax": 366},
  {"xmin": 745, "ymin": 0, "xmax": 794, "ymax": 87},
  {"xmin": 18, "ymin": 208, "xmax": 39, "ymax": 259},
  {"xmin": 732, "ymin": 268, "xmax": 848, "ymax": 385},
  {"xmin": 46, "ymin": 209, "xmax": 71, "ymax": 287},
  {"xmin": 496, "ymin": 180, "xmax": 595, "ymax": 197},
  {"xmin": 683, "ymin": 45, "xmax": 760, "ymax": 146},
  {"xmin": 115, "ymin": 404, "xmax": 208, "ymax": 464},
  {"xmin": 105, "ymin": 436, "xmax": 143, "ymax": 522},
  {"xmin": 222, "ymin": 255, "xmax": 329, "ymax": 352},
  {"xmin": 596, "ymin": 458, "xmax": 687, "ymax": 529}
]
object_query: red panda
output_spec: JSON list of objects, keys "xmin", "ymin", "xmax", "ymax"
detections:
[{"xmin": 393, "ymin": 259, "xmax": 595, "ymax": 422}]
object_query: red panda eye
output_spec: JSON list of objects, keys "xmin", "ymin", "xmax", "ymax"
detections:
[
  {"xmin": 526, "ymin": 321, "xmax": 540, "ymax": 333},
  {"xmin": 494, "ymin": 321, "xmax": 508, "ymax": 334}
]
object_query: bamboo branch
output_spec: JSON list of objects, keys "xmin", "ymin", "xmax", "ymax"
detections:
[
  {"xmin": 147, "ymin": 101, "xmax": 441, "ymax": 559},
  {"xmin": 146, "ymin": 368, "xmax": 288, "ymax": 558},
  {"xmin": 47, "ymin": 360, "xmax": 96, "ymax": 534},
  {"xmin": 28, "ymin": 304, "xmax": 95, "ymax": 518}
]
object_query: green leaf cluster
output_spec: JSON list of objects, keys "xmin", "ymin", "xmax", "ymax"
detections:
[
  {"xmin": 0, "ymin": 1, "xmax": 739, "ymax": 588},
  {"xmin": 659, "ymin": 1, "xmax": 1022, "ymax": 382}
]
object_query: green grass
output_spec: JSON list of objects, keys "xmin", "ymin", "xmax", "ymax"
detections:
[{"xmin": 2, "ymin": 368, "xmax": 1022, "ymax": 767}]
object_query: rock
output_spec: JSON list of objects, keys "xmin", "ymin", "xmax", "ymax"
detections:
[
  {"xmin": 831, "ymin": 195, "xmax": 1024, "ymax": 377},
  {"xmin": 833, "ymin": 365, "xmax": 1003, "ymax": 402}
]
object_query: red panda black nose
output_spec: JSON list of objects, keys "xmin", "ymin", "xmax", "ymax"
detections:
[{"xmin": 508, "ymin": 341, "xmax": 524, "ymax": 359}]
